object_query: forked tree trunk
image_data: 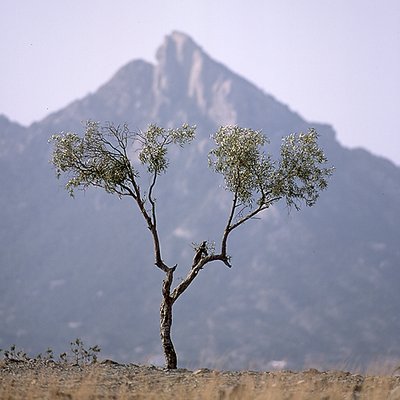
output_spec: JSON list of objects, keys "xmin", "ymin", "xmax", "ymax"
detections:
[
  {"xmin": 160, "ymin": 296, "xmax": 177, "ymax": 369},
  {"xmin": 157, "ymin": 255, "xmax": 228, "ymax": 369}
]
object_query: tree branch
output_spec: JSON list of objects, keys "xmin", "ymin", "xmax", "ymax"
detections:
[
  {"xmin": 221, "ymin": 190, "xmax": 238, "ymax": 257},
  {"xmin": 133, "ymin": 195, "xmax": 168, "ymax": 272},
  {"xmin": 170, "ymin": 254, "xmax": 230, "ymax": 303},
  {"xmin": 146, "ymin": 172, "xmax": 166, "ymax": 270},
  {"xmin": 229, "ymin": 196, "xmax": 281, "ymax": 232},
  {"xmin": 124, "ymin": 168, "xmax": 167, "ymax": 273},
  {"xmin": 148, "ymin": 172, "xmax": 158, "ymax": 226},
  {"xmin": 118, "ymin": 183, "xmax": 137, "ymax": 199}
]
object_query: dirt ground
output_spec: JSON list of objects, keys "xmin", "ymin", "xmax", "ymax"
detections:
[{"xmin": 1, "ymin": 359, "xmax": 400, "ymax": 399}]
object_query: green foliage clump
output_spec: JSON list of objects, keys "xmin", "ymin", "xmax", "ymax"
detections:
[
  {"xmin": 209, "ymin": 125, "xmax": 333, "ymax": 210},
  {"xmin": 209, "ymin": 125, "xmax": 273, "ymax": 205},
  {"xmin": 50, "ymin": 121, "xmax": 196, "ymax": 197},
  {"xmin": 50, "ymin": 121, "xmax": 133, "ymax": 196},
  {"xmin": 273, "ymin": 129, "xmax": 332, "ymax": 209},
  {"xmin": 138, "ymin": 123, "xmax": 196, "ymax": 174}
]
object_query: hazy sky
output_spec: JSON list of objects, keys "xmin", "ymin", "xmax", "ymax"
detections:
[{"xmin": 1, "ymin": 0, "xmax": 399, "ymax": 165}]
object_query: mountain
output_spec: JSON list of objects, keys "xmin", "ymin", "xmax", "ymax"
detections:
[{"xmin": 1, "ymin": 31, "xmax": 400, "ymax": 371}]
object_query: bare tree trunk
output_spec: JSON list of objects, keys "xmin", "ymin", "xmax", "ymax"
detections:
[
  {"xmin": 160, "ymin": 296, "xmax": 177, "ymax": 369},
  {"xmin": 160, "ymin": 267, "xmax": 177, "ymax": 369}
]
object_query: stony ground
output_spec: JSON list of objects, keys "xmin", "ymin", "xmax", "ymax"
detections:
[{"xmin": 1, "ymin": 359, "xmax": 400, "ymax": 399}]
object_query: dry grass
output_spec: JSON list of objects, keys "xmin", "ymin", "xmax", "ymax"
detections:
[{"xmin": 1, "ymin": 361, "xmax": 400, "ymax": 400}]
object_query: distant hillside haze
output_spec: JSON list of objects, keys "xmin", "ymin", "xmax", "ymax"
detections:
[{"xmin": 1, "ymin": 31, "xmax": 400, "ymax": 371}]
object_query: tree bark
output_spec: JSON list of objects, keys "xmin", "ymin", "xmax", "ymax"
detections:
[
  {"xmin": 160, "ymin": 296, "xmax": 177, "ymax": 369},
  {"xmin": 160, "ymin": 267, "xmax": 177, "ymax": 369}
]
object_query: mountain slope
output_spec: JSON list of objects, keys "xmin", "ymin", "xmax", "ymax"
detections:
[{"xmin": 1, "ymin": 31, "xmax": 400, "ymax": 370}]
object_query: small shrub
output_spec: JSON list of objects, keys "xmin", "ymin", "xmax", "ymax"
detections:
[
  {"xmin": 2, "ymin": 344, "xmax": 29, "ymax": 362},
  {"xmin": 69, "ymin": 338, "xmax": 101, "ymax": 365},
  {"xmin": 0, "ymin": 339, "xmax": 101, "ymax": 366},
  {"xmin": 36, "ymin": 347, "xmax": 55, "ymax": 361}
]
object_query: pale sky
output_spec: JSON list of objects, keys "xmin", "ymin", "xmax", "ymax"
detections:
[{"xmin": 1, "ymin": 0, "xmax": 399, "ymax": 165}]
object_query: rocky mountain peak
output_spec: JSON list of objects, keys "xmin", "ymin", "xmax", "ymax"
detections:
[
  {"xmin": 152, "ymin": 32, "xmax": 304, "ymax": 129},
  {"xmin": 153, "ymin": 31, "xmax": 242, "ymax": 125},
  {"xmin": 39, "ymin": 32, "xmax": 300, "ymax": 131},
  {"xmin": 153, "ymin": 32, "xmax": 207, "ymax": 113},
  {"xmin": 156, "ymin": 31, "xmax": 201, "ymax": 65}
]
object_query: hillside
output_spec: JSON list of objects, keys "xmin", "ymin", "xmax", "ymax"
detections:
[{"xmin": 1, "ymin": 31, "xmax": 400, "ymax": 371}]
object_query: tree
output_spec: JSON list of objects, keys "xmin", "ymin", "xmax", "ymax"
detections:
[{"xmin": 50, "ymin": 122, "xmax": 333, "ymax": 369}]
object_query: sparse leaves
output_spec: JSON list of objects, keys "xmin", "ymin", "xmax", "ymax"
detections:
[
  {"xmin": 209, "ymin": 125, "xmax": 333, "ymax": 211},
  {"xmin": 50, "ymin": 121, "xmax": 134, "ymax": 196},
  {"xmin": 272, "ymin": 128, "xmax": 334, "ymax": 209},
  {"xmin": 137, "ymin": 123, "xmax": 196, "ymax": 174},
  {"xmin": 209, "ymin": 125, "xmax": 273, "ymax": 205},
  {"xmin": 50, "ymin": 121, "xmax": 196, "ymax": 198}
]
